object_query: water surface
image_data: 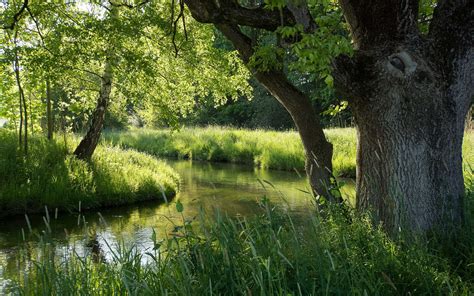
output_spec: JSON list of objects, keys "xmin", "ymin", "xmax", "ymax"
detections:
[{"xmin": 0, "ymin": 160, "xmax": 355, "ymax": 288}]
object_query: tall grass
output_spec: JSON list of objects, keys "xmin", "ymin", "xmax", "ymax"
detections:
[
  {"xmin": 0, "ymin": 130, "xmax": 180, "ymax": 217},
  {"xmin": 104, "ymin": 127, "xmax": 357, "ymax": 177},
  {"xmin": 7, "ymin": 196, "xmax": 474, "ymax": 295}
]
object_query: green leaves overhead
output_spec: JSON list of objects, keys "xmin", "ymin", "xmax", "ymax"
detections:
[
  {"xmin": 0, "ymin": 0, "xmax": 251, "ymax": 131},
  {"xmin": 248, "ymin": 44, "xmax": 285, "ymax": 72},
  {"xmin": 242, "ymin": 0, "xmax": 351, "ymax": 113},
  {"xmin": 291, "ymin": 6, "xmax": 352, "ymax": 75}
]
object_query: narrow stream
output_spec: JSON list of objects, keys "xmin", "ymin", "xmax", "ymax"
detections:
[{"xmin": 0, "ymin": 160, "xmax": 355, "ymax": 288}]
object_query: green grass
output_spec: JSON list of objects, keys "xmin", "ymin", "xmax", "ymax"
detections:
[
  {"xmin": 104, "ymin": 127, "xmax": 474, "ymax": 179},
  {"xmin": 104, "ymin": 127, "xmax": 357, "ymax": 177},
  {"xmin": 7, "ymin": 196, "xmax": 474, "ymax": 295},
  {"xmin": 0, "ymin": 130, "xmax": 180, "ymax": 217},
  {"xmin": 464, "ymin": 130, "xmax": 474, "ymax": 173}
]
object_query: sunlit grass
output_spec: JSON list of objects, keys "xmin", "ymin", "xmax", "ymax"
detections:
[
  {"xmin": 0, "ymin": 131, "xmax": 180, "ymax": 217},
  {"xmin": 2, "ymin": 128, "xmax": 473, "ymax": 294},
  {"xmin": 104, "ymin": 126, "xmax": 357, "ymax": 177},
  {"xmin": 104, "ymin": 127, "xmax": 474, "ymax": 180}
]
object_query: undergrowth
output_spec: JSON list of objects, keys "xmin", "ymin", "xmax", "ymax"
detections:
[{"xmin": 6, "ymin": 193, "xmax": 474, "ymax": 295}]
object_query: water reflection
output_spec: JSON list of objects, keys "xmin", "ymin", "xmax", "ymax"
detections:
[{"xmin": 0, "ymin": 160, "xmax": 355, "ymax": 288}]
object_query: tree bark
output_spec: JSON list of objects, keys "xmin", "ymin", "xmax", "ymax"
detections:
[
  {"xmin": 336, "ymin": 59, "xmax": 467, "ymax": 232},
  {"xmin": 333, "ymin": 0, "xmax": 473, "ymax": 233},
  {"xmin": 73, "ymin": 56, "xmax": 114, "ymax": 160},
  {"xmin": 255, "ymin": 70, "xmax": 335, "ymax": 200}
]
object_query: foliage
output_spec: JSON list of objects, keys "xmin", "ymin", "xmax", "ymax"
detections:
[
  {"xmin": 185, "ymin": 79, "xmax": 295, "ymax": 130},
  {"xmin": 290, "ymin": 1, "xmax": 353, "ymax": 78},
  {"xmin": 0, "ymin": 1, "xmax": 251, "ymax": 136},
  {"xmin": 6, "ymin": 195, "xmax": 474, "ymax": 295},
  {"xmin": 0, "ymin": 130, "xmax": 179, "ymax": 217}
]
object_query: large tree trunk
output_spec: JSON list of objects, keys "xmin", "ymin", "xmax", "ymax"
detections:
[
  {"xmin": 73, "ymin": 56, "xmax": 113, "ymax": 160},
  {"xmin": 350, "ymin": 76, "xmax": 466, "ymax": 232},
  {"xmin": 333, "ymin": 0, "xmax": 473, "ymax": 233}
]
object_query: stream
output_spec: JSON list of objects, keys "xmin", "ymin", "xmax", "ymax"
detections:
[{"xmin": 0, "ymin": 159, "xmax": 355, "ymax": 289}]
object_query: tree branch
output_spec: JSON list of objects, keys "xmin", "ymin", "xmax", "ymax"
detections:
[
  {"xmin": 25, "ymin": 5, "xmax": 51, "ymax": 52},
  {"xmin": 429, "ymin": 0, "xmax": 474, "ymax": 58},
  {"xmin": 2, "ymin": 0, "xmax": 29, "ymax": 30},
  {"xmin": 216, "ymin": 23, "xmax": 254, "ymax": 62},
  {"xmin": 183, "ymin": 0, "xmax": 296, "ymax": 31},
  {"xmin": 170, "ymin": 0, "xmax": 188, "ymax": 56},
  {"xmin": 338, "ymin": 0, "xmax": 419, "ymax": 49}
]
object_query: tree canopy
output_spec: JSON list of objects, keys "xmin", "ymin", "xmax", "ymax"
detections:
[{"xmin": 0, "ymin": 0, "xmax": 251, "ymax": 134}]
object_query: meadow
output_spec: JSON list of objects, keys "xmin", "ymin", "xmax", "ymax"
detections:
[
  {"xmin": 105, "ymin": 127, "xmax": 357, "ymax": 177},
  {"xmin": 0, "ymin": 131, "xmax": 180, "ymax": 217}
]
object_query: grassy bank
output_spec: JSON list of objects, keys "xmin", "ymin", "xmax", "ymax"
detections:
[
  {"xmin": 105, "ymin": 127, "xmax": 357, "ymax": 177},
  {"xmin": 0, "ymin": 131, "xmax": 180, "ymax": 217},
  {"xmin": 7, "ymin": 197, "xmax": 474, "ymax": 295},
  {"xmin": 105, "ymin": 127, "xmax": 474, "ymax": 179}
]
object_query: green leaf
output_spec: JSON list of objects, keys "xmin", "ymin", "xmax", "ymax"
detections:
[
  {"xmin": 324, "ymin": 74, "xmax": 334, "ymax": 88},
  {"xmin": 176, "ymin": 200, "xmax": 184, "ymax": 213}
]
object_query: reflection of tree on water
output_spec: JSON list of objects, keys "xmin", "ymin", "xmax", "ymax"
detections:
[{"xmin": 86, "ymin": 228, "xmax": 105, "ymax": 263}]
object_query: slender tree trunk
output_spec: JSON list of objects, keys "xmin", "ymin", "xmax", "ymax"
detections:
[
  {"xmin": 183, "ymin": 0, "xmax": 339, "ymax": 202},
  {"xmin": 254, "ymin": 71, "xmax": 336, "ymax": 200},
  {"xmin": 46, "ymin": 79, "xmax": 53, "ymax": 140},
  {"xmin": 73, "ymin": 6, "xmax": 118, "ymax": 160},
  {"xmin": 13, "ymin": 53, "xmax": 27, "ymax": 154},
  {"xmin": 73, "ymin": 56, "xmax": 114, "ymax": 160},
  {"xmin": 16, "ymin": 61, "xmax": 23, "ymax": 147},
  {"xmin": 216, "ymin": 24, "xmax": 338, "ymax": 201},
  {"xmin": 10, "ymin": 105, "xmax": 18, "ymax": 131},
  {"xmin": 29, "ymin": 94, "xmax": 33, "ymax": 134}
]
